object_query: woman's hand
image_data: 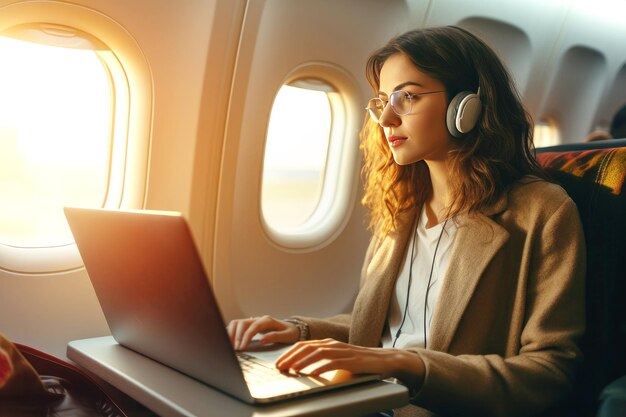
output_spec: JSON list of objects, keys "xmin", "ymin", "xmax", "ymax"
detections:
[
  {"xmin": 226, "ymin": 315, "xmax": 300, "ymax": 351},
  {"xmin": 275, "ymin": 338, "xmax": 425, "ymax": 388}
]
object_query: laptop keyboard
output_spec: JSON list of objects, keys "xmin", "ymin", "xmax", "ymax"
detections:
[{"xmin": 237, "ymin": 352, "xmax": 294, "ymax": 384}]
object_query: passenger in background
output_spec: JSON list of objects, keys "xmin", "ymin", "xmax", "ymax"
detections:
[
  {"xmin": 610, "ymin": 104, "xmax": 626, "ymax": 139},
  {"xmin": 584, "ymin": 129, "xmax": 612, "ymax": 142},
  {"xmin": 585, "ymin": 103, "xmax": 626, "ymax": 142},
  {"xmin": 227, "ymin": 26, "xmax": 585, "ymax": 417}
]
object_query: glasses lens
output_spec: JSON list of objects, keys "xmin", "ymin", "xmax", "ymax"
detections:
[
  {"xmin": 390, "ymin": 90, "xmax": 412, "ymax": 116},
  {"xmin": 367, "ymin": 98, "xmax": 384, "ymax": 122}
]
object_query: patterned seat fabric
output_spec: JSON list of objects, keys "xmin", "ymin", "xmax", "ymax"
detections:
[{"xmin": 536, "ymin": 139, "xmax": 626, "ymax": 417}]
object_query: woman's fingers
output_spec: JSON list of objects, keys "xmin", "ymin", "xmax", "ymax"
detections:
[
  {"xmin": 226, "ymin": 317, "xmax": 257, "ymax": 349},
  {"xmin": 234, "ymin": 318, "xmax": 256, "ymax": 350},
  {"xmin": 258, "ymin": 326, "xmax": 299, "ymax": 345},
  {"xmin": 227, "ymin": 332, "xmax": 424, "ymax": 386},
  {"xmin": 275, "ymin": 339, "xmax": 386, "ymax": 377},
  {"xmin": 276, "ymin": 339, "xmax": 346, "ymax": 371},
  {"xmin": 239, "ymin": 316, "xmax": 273, "ymax": 349},
  {"xmin": 225, "ymin": 319, "xmax": 240, "ymax": 345},
  {"xmin": 226, "ymin": 316, "xmax": 299, "ymax": 351}
]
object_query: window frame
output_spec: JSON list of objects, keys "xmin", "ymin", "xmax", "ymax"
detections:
[
  {"xmin": 0, "ymin": 1, "xmax": 152, "ymax": 274},
  {"xmin": 534, "ymin": 116, "xmax": 561, "ymax": 148},
  {"xmin": 261, "ymin": 81, "xmax": 334, "ymax": 231},
  {"xmin": 259, "ymin": 62, "xmax": 361, "ymax": 251}
]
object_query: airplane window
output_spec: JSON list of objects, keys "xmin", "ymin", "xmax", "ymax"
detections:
[
  {"xmin": 0, "ymin": 35, "xmax": 111, "ymax": 247},
  {"xmin": 540, "ymin": 46, "xmax": 606, "ymax": 144},
  {"xmin": 0, "ymin": 4, "xmax": 151, "ymax": 274},
  {"xmin": 457, "ymin": 18, "xmax": 531, "ymax": 92},
  {"xmin": 534, "ymin": 117, "xmax": 560, "ymax": 148},
  {"xmin": 262, "ymin": 81, "xmax": 334, "ymax": 230}
]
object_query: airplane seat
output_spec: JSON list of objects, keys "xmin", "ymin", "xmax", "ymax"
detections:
[
  {"xmin": 597, "ymin": 375, "xmax": 626, "ymax": 417},
  {"xmin": 535, "ymin": 138, "xmax": 626, "ymax": 417}
]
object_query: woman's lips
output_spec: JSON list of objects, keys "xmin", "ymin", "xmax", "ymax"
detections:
[{"xmin": 388, "ymin": 136, "xmax": 407, "ymax": 148}]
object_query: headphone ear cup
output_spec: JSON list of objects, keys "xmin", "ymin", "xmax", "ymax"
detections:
[
  {"xmin": 446, "ymin": 92, "xmax": 466, "ymax": 138},
  {"xmin": 446, "ymin": 91, "xmax": 482, "ymax": 138}
]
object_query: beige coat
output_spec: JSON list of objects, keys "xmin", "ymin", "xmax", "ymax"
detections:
[{"xmin": 295, "ymin": 178, "xmax": 586, "ymax": 417}]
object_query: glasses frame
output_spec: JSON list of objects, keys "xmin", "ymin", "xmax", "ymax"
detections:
[{"xmin": 365, "ymin": 89, "xmax": 445, "ymax": 123}]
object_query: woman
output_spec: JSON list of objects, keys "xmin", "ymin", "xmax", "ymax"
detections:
[{"xmin": 227, "ymin": 26, "xmax": 585, "ymax": 417}]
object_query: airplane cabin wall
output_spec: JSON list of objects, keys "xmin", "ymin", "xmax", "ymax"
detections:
[
  {"xmin": 1, "ymin": 0, "xmax": 625, "ymax": 359},
  {"xmin": 211, "ymin": 0, "xmax": 415, "ymax": 323},
  {"xmin": 421, "ymin": 0, "xmax": 626, "ymax": 143},
  {"xmin": 0, "ymin": 0, "xmax": 238, "ymax": 358}
]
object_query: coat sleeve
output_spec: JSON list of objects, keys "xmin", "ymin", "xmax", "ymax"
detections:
[
  {"xmin": 290, "ymin": 234, "xmax": 381, "ymax": 342},
  {"xmin": 408, "ymin": 197, "xmax": 586, "ymax": 417}
]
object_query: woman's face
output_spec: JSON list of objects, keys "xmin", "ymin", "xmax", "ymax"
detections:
[{"xmin": 377, "ymin": 53, "xmax": 453, "ymax": 165}]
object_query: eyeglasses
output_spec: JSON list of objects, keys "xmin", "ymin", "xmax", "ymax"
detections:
[{"xmin": 365, "ymin": 89, "xmax": 445, "ymax": 123}]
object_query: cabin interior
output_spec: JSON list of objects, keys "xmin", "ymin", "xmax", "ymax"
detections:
[{"xmin": 0, "ymin": 0, "xmax": 625, "ymax": 416}]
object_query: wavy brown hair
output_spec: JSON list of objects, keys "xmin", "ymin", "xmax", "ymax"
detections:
[{"xmin": 361, "ymin": 26, "xmax": 543, "ymax": 237}]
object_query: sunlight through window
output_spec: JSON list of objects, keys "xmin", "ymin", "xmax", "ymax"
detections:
[
  {"xmin": 262, "ymin": 83, "xmax": 333, "ymax": 230},
  {"xmin": 0, "ymin": 36, "xmax": 111, "ymax": 247},
  {"xmin": 534, "ymin": 117, "xmax": 561, "ymax": 148}
]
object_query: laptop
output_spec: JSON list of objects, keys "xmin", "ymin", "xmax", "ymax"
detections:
[{"xmin": 64, "ymin": 207, "xmax": 379, "ymax": 404}]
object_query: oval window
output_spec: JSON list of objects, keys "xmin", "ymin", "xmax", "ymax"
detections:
[
  {"xmin": 0, "ymin": 34, "xmax": 111, "ymax": 247},
  {"xmin": 261, "ymin": 80, "xmax": 334, "ymax": 230},
  {"xmin": 259, "ymin": 63, "xmax": 361, "ymax": 251},
  {"xmin": 0, "ymin": 0, "xmax": 152, "ymax": 274},
  {"xmin": 534, "ymin": 117, "xmax": 561, "ymax": 148}
]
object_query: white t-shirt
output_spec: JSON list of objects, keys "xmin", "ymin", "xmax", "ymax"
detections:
[{"xmin": 381, "ymin": 206, "xmax": 458, "ymax": 349}]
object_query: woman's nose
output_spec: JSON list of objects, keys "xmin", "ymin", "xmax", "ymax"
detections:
[{"xmin": 378, "ymin": 103, "xmax": 400, "ymax": 128}]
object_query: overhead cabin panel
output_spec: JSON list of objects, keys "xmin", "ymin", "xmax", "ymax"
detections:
[
  {"xmin": 557, "ymin": 0, "xmax": 626, "ymax": 137},
  {"xmin": 541, "ymin": 46, "xmax": 606, "ymax": 144},
  {"xmin": 422, "ymin": 0, "xmax": 571, "ymax": 119}
]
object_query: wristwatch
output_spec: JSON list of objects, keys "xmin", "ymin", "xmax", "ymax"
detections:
[{"xmin": 283, "ymin": 318, "xmax": 310, "ymax": 341}]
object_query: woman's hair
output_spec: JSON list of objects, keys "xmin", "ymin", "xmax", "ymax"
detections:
[{"xmin": 360, "ymin": 26, "xmax": 543, "ymax": 237}]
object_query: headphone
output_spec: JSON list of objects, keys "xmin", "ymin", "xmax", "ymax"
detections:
[{"xmin": 446, "ymin": 87, "xmax": 482, "ymax": 138}]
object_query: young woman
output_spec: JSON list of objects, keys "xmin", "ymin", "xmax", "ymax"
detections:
[{"xmin": 227, "ymin": 26, "xmax": 585, "ymax": 417}]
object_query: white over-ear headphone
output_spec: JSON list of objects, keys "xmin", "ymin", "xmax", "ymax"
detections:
[{"xmin": 446, "ymin": 87, "xmax": 482, "ymax": 138}]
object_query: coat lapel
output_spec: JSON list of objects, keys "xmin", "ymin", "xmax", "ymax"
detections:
[
  {"xmin": 427, "ymin": 211, "xmax": 510, "ymax": 352},
  {"xmin": 350, "ymin": 189, "xmax": 512, "ymax": 350},
  {"xmin": 350, "ymin": 210, "xmax": 416, "ymax": 347}
]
